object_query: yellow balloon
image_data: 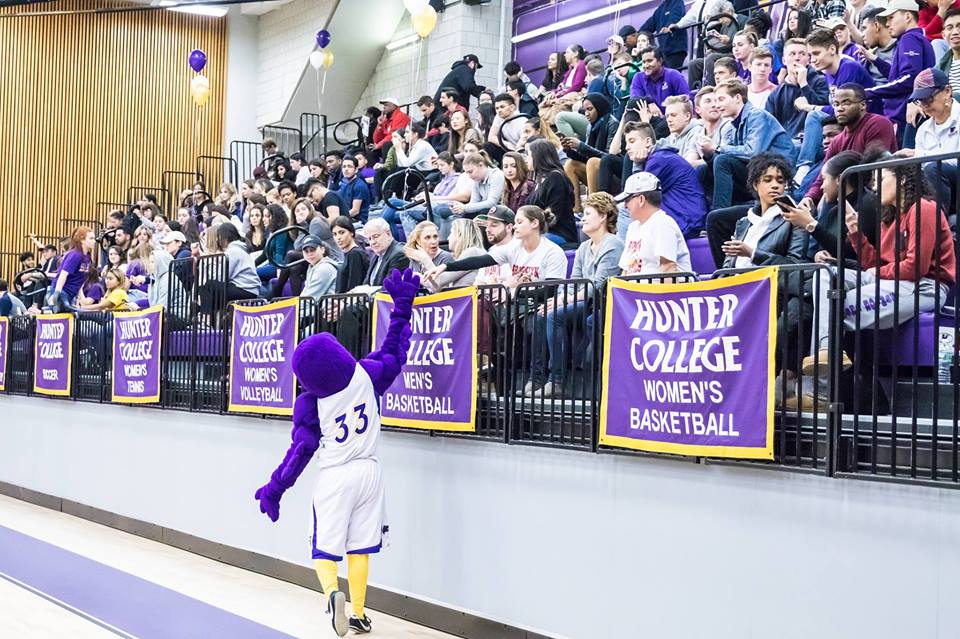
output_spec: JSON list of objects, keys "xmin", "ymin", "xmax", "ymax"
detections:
[
  {"xmin": 412, "ymin": 5, "xmax": 437, "ymax": 38},
  {"xmin": 322, "ymin": 50, "xmax": 335, "ymax": 69},
  {"xmin": 192, "ymin": 84, "xmax": 210, "ymax": 107}
]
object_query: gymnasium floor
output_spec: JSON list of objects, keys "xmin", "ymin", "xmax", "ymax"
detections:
[{"xmin": 0, "ymin": 494, "xmax": 453, "ymax": 639}]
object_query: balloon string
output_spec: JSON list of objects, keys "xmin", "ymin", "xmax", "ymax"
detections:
[
  {"xmin": 317, "ymin": 68, "xmax": 322, "ymax": 114},
  {"xmin": 321, "ymin": 69, "xmax": 328, "ymax": 110}
]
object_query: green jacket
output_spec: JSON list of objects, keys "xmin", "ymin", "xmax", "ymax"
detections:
[{"xmin": 935, "ymin": 50, "xmax": 960, "ymax": 102}]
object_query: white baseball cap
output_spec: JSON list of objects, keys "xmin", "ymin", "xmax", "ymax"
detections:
[
  {"xmin": 379, "ymin": 97, "xmax": 400, "ymax": 106},
  {"xmin": 159, "ymin": 231, "xmax": 187, "ymax": 244},
  {"xmin": 879, "ymin": 0, "xmax": 919, "ymax": 17},
  {"xmin": 614, "ymin": 172, "xmax": 661, "ymax": 202}
]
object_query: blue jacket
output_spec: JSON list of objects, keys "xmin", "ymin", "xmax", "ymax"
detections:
[
  {"xmin": 765, "ymin": 67, "xmax": 830, "ymax": 138},
  {"xmin": 718, "ymin": 102, "xmax": 794, "ymax": 161},
  {"xmin": 867, "ymin": 27, "xmax": 935, "ymax": 123},
  {"xmin": 338, "ymin": 176, "xmax": 371, "ymax": 223},
  {"xmin": 641, "ymin": 0, "xmax": 687, "ymax": 57},
  {"xmin": 641, "ymin": 147, "xmax": 707, "ymax": 238}
]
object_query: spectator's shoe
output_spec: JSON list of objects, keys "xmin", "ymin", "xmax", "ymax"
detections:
[
  {"xmin": 774, "ymin": 374, "xmax": 796, "ymax": 407},
  {"xmin": 540, "ymin": 381, "xmax": 564, "ymax": 399},
  {"xmin": 349, "ymin": 615, "xmax": 372, "ymax": 633},
  {"xmin": 519, "ymin": 379, "xmax": 537, "ymax": 396},
  {"xmin": 801, "ymin": 348, "xmax": 852, "ymax": 376},
  {"xmin": 479, "ymin": 354, "xmax": 493, "ymax": 375},
  {"xmin": 327, "ymin": 591, "xmax": 348, "ymax": 637},
  {"xmin": 784, "ymin": 378, "xmax": 829, "ymax": 413}
]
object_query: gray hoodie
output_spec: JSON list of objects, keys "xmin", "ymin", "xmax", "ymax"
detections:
[{"xmin": 225, "ymin": 240, "xmax": 261, "ymax": 294}]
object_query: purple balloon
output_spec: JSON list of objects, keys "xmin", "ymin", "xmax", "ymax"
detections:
[
  {"xmin": 189, "ymin": 49, "xmax": 207, "ymax": 73},
  {"xmin": 316, "ymin": 30, "xmax": 331, "ymax": 49}
]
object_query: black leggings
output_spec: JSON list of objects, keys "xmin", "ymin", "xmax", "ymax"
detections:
[{"xmin": 270, "ymin": 250, "xmax": 306, "ymax": 298}]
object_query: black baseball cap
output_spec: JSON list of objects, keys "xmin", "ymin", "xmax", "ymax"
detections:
[
  {"xmin": 618, "ymin": 25, "xmax": 637, "ymax": 39},
  {"xmin": 475, "ymin": 205, "xmax": 514, "ymax": 225},
  {"xmin": 464, "ymin": 54, "xmax": 483, "ymax": 69}
]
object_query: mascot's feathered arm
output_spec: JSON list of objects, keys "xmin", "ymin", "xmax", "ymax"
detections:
[
  {"xmin": 359, "ymin": 268, "xmax": 420, "ymax": 396},
  {"xmin": 254, "ymin": 392, "xmax": 321, "ymax": 522}
]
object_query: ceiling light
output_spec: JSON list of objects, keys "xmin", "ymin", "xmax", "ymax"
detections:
[
  {"xmin": 386, "ymin": 34, "xmax": 420, "ymax": 51},
  {"xmin": 158, "ymin": 1, "xmax": 228, "ymax": 17}
]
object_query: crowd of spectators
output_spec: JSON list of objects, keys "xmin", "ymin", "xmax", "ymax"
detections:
[{"xmin": 5, "ymin": 0, "xmax": 960, "ymax": 409}]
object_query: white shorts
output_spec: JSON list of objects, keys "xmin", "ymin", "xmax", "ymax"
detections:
[{"xmin": 310, "ymin": 457, "xmax": 386, "ymax": 561}]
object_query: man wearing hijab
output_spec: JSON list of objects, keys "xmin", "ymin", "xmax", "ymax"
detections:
[{"xmin": 560, "ymin": 93, "xmax": 620, "ymax": 212}]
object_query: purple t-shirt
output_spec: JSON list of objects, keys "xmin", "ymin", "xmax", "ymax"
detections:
[{"xmin": 55, "ymin": 249, "xmax": 92, "ymax": 299}]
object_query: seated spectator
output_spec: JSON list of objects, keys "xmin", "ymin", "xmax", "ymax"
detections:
[
  {"xmin": 307, "ymin": 181, "xmax": 344, "ymax": 222},
  {"xmin": 425, "ymin": 205, "xmax": 567, "ymax": 292},
  {"xmin": 900, "ymin": 68, "xmax": 960, "ymax": 206},
  {"xmin": 448, "ymin": 110, "xmax": 483, "ymax": 161},
  {"xmin": 372, "ymin": 98, "xmax": 412, "ymax": 154},
  {"xmin": 688, "ymin": 2, "xmax": 739, "ymax": 88},
  {"xmin": 860, "ymin": 7, "xmax": 898, "ymax": 83},
  {"xmin": 747, "ymin": 47, "xmax": 778, "ymax": 108},
  {"xmin": 438, "ymin": 87, "xmax": 470, "ymax": 119},
  {"xmin": 584, "ymin": 56, "xmax": 615, "ymax": 97},
  {"xmin": 215, "ymin": 182, "xmax": 241, "ymax": 217},
  {"xmin": 540, "ymin": 45, "xmax": 588, "ymax": 122},
  {"xmin": 502, "ymin": 61, "xmax": 541, "ymax": 116},
  {"xmin": 792, "ymin": 116, "xmax": 843, "ymax": 200},
  {"xmin": 323, "ymin": 150, "xmax": 344, "ymax": 190},
  {"xmin": 396, "ymin": 122, "xmax": 438, "ymax": 172},
  {"xmin": 561, "ymin": 93, "xmax": 619, "ymax": 212},
  {"xmin": 730, "ymin": 31, "xmax": 760, "ymax": 82},
  {"xmin": 355, "ymin": 218, "xmax": 410, "ymax": 290},
  {"xmin": 630, "ymin": 47, "xmax": 691, "ymax": 108},
  {"xmin": 450, "ymin": 152, "xmax": 506, "ymax": 221},
  {"xmin": 254, "ymin": 204, "xmax": 290, "ymax": 282},
  {"xmin": 77, "ymin": 268, "xmax": 136, "ymax": 312},
  {"xmin": 100, "ymin": 245, "xmax": 126, "ymax": 280},
  {"xmin": 404, "ymin": 221, "xmax": 453, "ymax": 275},
  {"xmin": 609, "ymin": 52, "xmax": 639, "ymax": 119},
  {"xmin": 525, "ymin": 139, "xmax": 579, "ymax": 245},
  {"xmin": 160, "ymin": 230, "xmax": 192, "ymax": 262},
  {"xmin": 485, "ymin": 93, "xmax": 528, "ymax": 164},
  {"xmin": 338, "ymin": 156, "xmax": 372, "ymax": 223},
  {"xmin": 530, "ymin": 192, "xmax": 624, "ymax": 397},
  {"xmin": 538, "ymin": 51, "xmax": 569, "ymax": 95},
  {"xmin": 14, "ymin": 250, "xmax": 47, "ymax": 308},
  {"xmin": 433, "ymin": 54, "xmax": 486, "ymax": 109},
  {"xmin": 720, "ymin": 153, "xmax": 807, "ymax": 269},
  {"xmin": 802, "ymin": 156, "xmax": 957, "ymax": 406},
  {"xmin": 501, "ymin": 151, "xmax": 536, "ymax": 214},
  {"xmin": 125, "ymin": 240, "xmax": 154, "ymax": 304},
  {"xmin": 866, "ymin": 1, "xmax": 936, "ymax": 144},
  {"xmin": 417, "ymin": 95, "xmax": 443, "ymax": 138},
  {"xmin": 0, "ymin": 279, "xmax": 26, "ymax": 317},
  {"xmin": 772, "ymin": 7, "xmax": 813, "ymax": 61},
  {"xmin": 269, "ymin": 198, "xmax": 316, "ymax": 297},
  {"xmin": 712, "ymin": 56, "xmax": 739, "ymax": 85},
  {"xmin": 300, "ymin": 234, "xmax": 339, "ymax": 299},
  {"xmin": 392, "ymin": 152, "xmax": 472, "ymax": 239},
  {"xmin": 918, "ymin": 0, "xmax": 958, "ymax": 59},
  {"xmin": 766, "ymin": 38, "xmax": 830, "ymax": 146},
  {"xmin": 289, "ymin": 152, "xmax": 310, "ymax": 186},
  {"xmin": 244, "ymin": 204, "xmax": 268, "ymax": 253},
  {"xmin": 616, "ymin": 172, "xmax": 692, "ymax": 275},
  {"xmin": 699, "ymin": 79, "xmax": 794, "ymax": 209},
  {"xmin": 474, "ymin": 206, "xmax": 516, "ymax": 286},
  {"xmin": 689, "ymin": 87, "xmax": 728, "ymax": 167},
  {"xmin": 43, "ymin": 226, "xmax": 96, "ymax": 313},
  {"xmin": 622, "ymin": 121, "xmax": 707, "ymax": 239},
  {"xmin": 200, "ymin": 224, "xmax": 261, "ymax": 316},
  {"xmin": 936, "ymin": 8, "xmax": 960, "ymax": 97},
  {"xmin": 662, "ymin": 95, "xmax": 705, "ymax": 160},
  {"xmin": 331, "ymin": 216, "xmax": 370, "ymax": 294},
  {"xmin": 424, "ymin": 218, "xmax": 487, "ymax": 292}
]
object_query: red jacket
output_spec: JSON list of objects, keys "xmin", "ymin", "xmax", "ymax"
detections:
[
  {"xmin": 373, "ymin": 109, "xmax": 412, "ymax": 149},
  {"xmin": 850, "ymin": 198, "xmax": 957, "ymax": 285},
  {"xmin": 919, "ymin": 2, "xmax": 960, "ymax": 41},
  {"xmin": 806, "ymin": 112, "xmax": 898, "ymax": 203}
]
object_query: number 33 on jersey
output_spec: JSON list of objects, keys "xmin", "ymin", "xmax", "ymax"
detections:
[{"xmin": 314, "ymin": 366, "xmax": 382, "ymax": 469}]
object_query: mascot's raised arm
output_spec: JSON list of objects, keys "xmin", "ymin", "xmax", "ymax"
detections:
[{"xmin": 254, "ymin": 267, "xmax": 420, "ymax": 637}]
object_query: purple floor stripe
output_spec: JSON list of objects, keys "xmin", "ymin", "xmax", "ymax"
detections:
[{"xmin": 0, "ymin": 525, "xmax": 298, "ymax": 639}]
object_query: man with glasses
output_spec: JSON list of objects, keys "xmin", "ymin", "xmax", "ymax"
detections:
[
  {"xmin": 936, "ymin": 8, "xmax": 960, "ymax": 99},
  {"xmin": 900, "ymin": 68, "xmax": 960, "ymax": 206},
  {"xmin": 797, "ymin": 83, "xmax": 899, "ymax": 211}
]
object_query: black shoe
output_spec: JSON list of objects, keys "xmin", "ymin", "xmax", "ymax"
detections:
[
  {"xmin": 327, "ymin": 591, "xmax": 348, "ymax": 637},
  {"xmin": 349, "ymin": 615, "xmax": 372, "ymax": 633}
]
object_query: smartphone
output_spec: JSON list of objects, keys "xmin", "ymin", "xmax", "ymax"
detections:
[{"xmin": 774, "ymin": 194, "xmax": 799, "ymax": 209}]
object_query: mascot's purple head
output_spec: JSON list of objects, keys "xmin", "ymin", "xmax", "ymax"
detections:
[{"xmin": 291, "ymin": 333, "xmax": 357, "ymax": 398}]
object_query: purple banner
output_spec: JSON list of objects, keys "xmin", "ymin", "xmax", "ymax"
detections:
[
  {"xmin": 372, "ymin": 288, "xmax": 477, "ymax": 431},
  {"xmin": 34, "ymin": 314, "xmax": 73, "ymax": 397},
  {"xmin": 112, "ymin": 307, "xmax": 163, "ymax": 403},
  {"xmin": 228, "ymin": 298, "xmax": 299, "ymax": 416},
  {"xmin": 0, "ymin": 317, "xmax": 7, "ymax": 392},
  {"xmin": 599, "ymin": 270, "xmax": 776, "ymax": 459}
]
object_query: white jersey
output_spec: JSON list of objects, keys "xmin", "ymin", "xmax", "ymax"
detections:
[
  {"xmin": 619, "ymin": 210, "xmax": 691, "ymax": 275},
  {"xmin": 314, "ymin": 365, "xmax": 381, "ymax": 470}
]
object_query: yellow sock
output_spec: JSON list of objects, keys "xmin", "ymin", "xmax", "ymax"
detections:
[
  {"xmin": 347, "ymin": 553, "xmax": 369, "ymax": 618},
  {"xmin": 314, "ymin": 559, "xmax": 339, "ymax": 595}
]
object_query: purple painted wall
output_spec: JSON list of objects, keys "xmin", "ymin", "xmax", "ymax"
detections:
[{"xmin": 512, "ymin": 0, "xmax": 672, "ymax": 86}]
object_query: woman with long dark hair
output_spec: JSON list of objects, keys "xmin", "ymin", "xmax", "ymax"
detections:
[
  {"xmin": 538, "ymin": 51, "xmax": 569, "ymax": 94},
  {"xmin": 501, "ymin": 151, "xmax": 536, "ymax": 213},
  {"xmin": 331, "ymin": 216, "xmax": 369, "ymax": 293},
  {"xmin": 524, "ymin": 139, "xmax": 578, "ymax": 246},
  {"xmin": 255, "ymin": 204, "xmax": 290, "ymax": 282}
]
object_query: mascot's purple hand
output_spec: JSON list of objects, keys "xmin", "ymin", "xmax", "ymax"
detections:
[
  {"xmin": 254, "ymin": 482, "xmax": 282, "ymax": 522},
  {"xmin": 383, "ymin": 268, "xmax": 420, "ymax": 311}
]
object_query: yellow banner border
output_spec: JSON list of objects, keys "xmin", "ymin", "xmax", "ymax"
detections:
[
  {"xmin": 227, "ymin": 297, "xmax": 300, "ymax": 416},
  {"xmin": 0, "ymin": 316, "xmax": 8, "ymax": 393},
  {"xmin": 111, "ymin": 306, "xmax": 164, "ymax": 404},
  {"xmin": 33, "ymin": 313, "xmax": 74, "ymax": 397},
  {"xmin": 372, "ymin": 286, "xmax": 478, "ymax": 432},
  {"xmin": 598, "ymin": 268, "xmax": 778, "ymax": 460}
]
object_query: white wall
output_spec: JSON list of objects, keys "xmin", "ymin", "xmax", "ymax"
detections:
[
  {"xmin": 223, "ymin": 7, "xmax": 261, "ymax": 150},
  {"xmin": 3, "ymin": 395, "xmax": 959, "ymax": 639},
  {"xmin": 353, "ymin": 0, "xmax": 513, "ymax": 117}
]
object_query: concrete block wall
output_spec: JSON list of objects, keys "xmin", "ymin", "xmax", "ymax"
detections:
[
  {"xmin": 352, "ymin": 0, "xmax": 513, "ymax": 117},
  {"xmin": 256, "ymin": 0, "xmax": 336, "ymax": 127}
]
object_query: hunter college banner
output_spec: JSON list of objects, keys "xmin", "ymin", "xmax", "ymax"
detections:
[
  {"xmin": 112, "ymin": 307, "xmax": 163, "ymax": 403},
  {"xmin": 0, "ymin": 317, "xmax": 7, "ymax": 392},
  {"xmin": 34, "ymin": 313, "xmax": 73, "ymax": 397},
  {"xmin": 228, "ymin": 298, "xmax": 299, "ymax": 416},
  {"xmin": 599, "ymin": 269, "xmax": 778, "ymax": 459},
  {"xmin": 372, "ymin": 287, "xmax": 477, "ymax": 431}
]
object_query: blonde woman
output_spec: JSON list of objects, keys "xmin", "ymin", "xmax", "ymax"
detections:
[
  {"xmin": 125, "ymin": 239, "xmax": 155, "ymax": 304},
  {"xmin": 424, "ymin": 218, "xmax": 486, "ymax": 292},
  {"xmin": 217, "ymin": 182, "xmax": 241, "ymax": 217},
  {"xmin": 403, "ymin": 221, "xmax": 452, "ymax": 275}
]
